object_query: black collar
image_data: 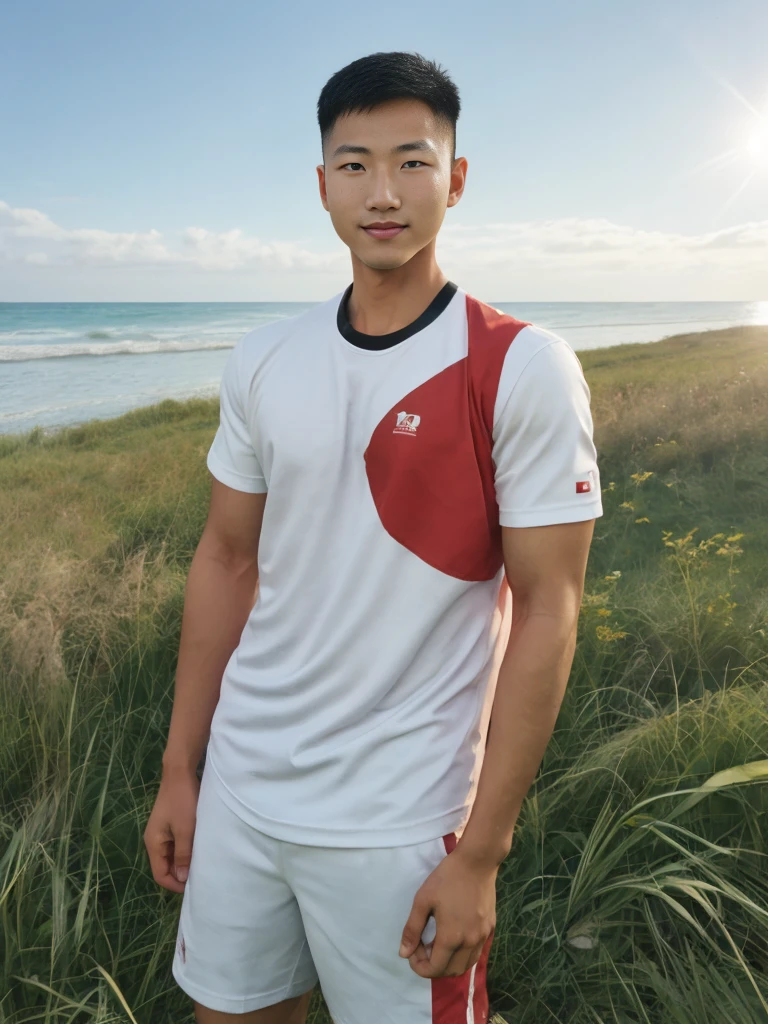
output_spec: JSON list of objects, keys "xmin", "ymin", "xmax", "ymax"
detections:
[{"xmin": 337, "ymin": 280, "xmax": 458, "ymax": 350}]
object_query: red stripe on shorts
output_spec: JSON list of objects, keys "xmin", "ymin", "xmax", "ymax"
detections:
[{"xmin": 430, "ymin": 833, "xmax": 494, "ymax": 1023}]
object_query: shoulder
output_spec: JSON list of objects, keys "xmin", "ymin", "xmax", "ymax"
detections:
[
  {"xmin": 234, "ymin": 291, "xmax": 342, "ymax": 375},
  {"xmin": 462, "ymin": 291, "xmax": 529, "ymax": 347},
  {"xmin": 461, "ymin": 292, "xmax": 579, "ymax": 374},
  {"xmin": 492, "ymin": 322, "xmax": 590, "ymax": 432},
  {"xmin": 498, "ymin": 322, "xmax": 585, "ymax": 396}
]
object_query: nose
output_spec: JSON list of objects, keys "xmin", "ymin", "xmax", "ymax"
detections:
[{"xmin": 365, "ymin": 169, "xmax": 402, "ymax": 213}]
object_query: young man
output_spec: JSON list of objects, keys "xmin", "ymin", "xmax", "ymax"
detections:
[{"xmin": 144, "ymin": 50, "xmax": 602, "ymax": 1024}]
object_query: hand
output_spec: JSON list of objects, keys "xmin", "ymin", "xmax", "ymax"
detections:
[
  {"xmin": 398, "ymin": 844, "xmax": 497, "ymax": 979},
  {"xmin": 143, "ymin": 767, "xmax": 200, "ymax": 893}
]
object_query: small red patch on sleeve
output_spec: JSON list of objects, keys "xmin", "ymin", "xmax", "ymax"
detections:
[{"xmin": 576, "ymin": 480, "xmax": 591, "ymax": 494}]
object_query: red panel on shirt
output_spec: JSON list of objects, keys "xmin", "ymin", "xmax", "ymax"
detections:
[{"xmin": 364, "ymin": 295, "xmax": 529, "ymax": 581}]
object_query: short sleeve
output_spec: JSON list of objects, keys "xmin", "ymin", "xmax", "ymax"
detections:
[
  {"xmin": 492, "ymin": 338, "xmax": 602, "ymax": 527},
  {"xmin": 206, "ymin": 340, "xmax": 268, "ymax": 493}
]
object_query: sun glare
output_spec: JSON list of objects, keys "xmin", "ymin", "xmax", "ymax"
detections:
[
  {"xmin": 746, "ymin": 124, "xmax": 768, "ymax": 167},
  {"xmin": 679, "ymin": 73, "xmax": 768, "ymax": 212}
]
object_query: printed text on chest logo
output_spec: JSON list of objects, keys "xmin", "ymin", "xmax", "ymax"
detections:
[{"xmin": 393, "ymin": 411, "xmax": 421, "ymax": 436}]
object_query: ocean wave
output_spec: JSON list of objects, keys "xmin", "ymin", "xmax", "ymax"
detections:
[
  {"xmin": 0, "ymin": 339, "xmax": 237, "ymax": 362},
  {"xmin": 0, "ymin": 328, "xmax": 82, "ymax": 342}
]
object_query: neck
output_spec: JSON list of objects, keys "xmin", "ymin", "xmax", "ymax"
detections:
[{"xmin": 346, "ymin": 243, "xmax": 448, "ymax": 336}]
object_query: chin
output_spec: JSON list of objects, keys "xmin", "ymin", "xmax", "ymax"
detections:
[{"xmin": 356, "ymin": 252, "xmax": 412, "ymax": 271}]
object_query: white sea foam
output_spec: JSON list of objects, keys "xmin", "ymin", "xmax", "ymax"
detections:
[
  {"xmin": 0, "ymin": 339, "xmax": 237, "ymax": 362},
  {"xmin": 0, "ymin": 328, "xmax": 82, "ymax": 342}
]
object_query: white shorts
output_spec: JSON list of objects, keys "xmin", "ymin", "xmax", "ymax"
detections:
[{"xmin": 172, "ymin": 762, "xmax": 494, "ymax": 1023}]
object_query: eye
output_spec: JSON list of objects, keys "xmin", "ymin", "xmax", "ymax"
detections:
[
  {"xmin": 340, "ymin": 162, "xmax": 364, "ymax": 171},
  {"xmin": 403, "ymin": 160, "xmax": 425, "ymax": 168}
]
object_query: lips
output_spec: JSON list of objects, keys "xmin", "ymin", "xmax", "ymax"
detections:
[{"xmin": 363, "ymin": 224, "xmax": 407, "ymax": 240}]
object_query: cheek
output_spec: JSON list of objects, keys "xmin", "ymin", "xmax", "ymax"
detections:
[
  {"xmin": 411, "ymin": 177, "xmax": 451, "ymax": 225},
  {"xmin": 325, "ymin": 189, "xmax": 359, "ymax": 232},
  {"xmin": 330, "ymin": 171, "xmax": 371, "ymax": 195}
]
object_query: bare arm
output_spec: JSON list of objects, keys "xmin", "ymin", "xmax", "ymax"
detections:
[
  {"xmin": 144, "ymin": 477, "xmax": 267, "ymax": 891},
  {"xmin": 455, "ymin": 518, "xmax": 595, "ymax": 868},
  {"xmin": 399, "ymin": 518, "xmax": 595, "ymax": 979},
  {"xmin": 162, "ymin": 478, "xmax": 267, "ymax": 774}
]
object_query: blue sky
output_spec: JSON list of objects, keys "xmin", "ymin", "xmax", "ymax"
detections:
[{"xmin": 1, "ymin": 0, "xmax": 767, "ymax": 301}]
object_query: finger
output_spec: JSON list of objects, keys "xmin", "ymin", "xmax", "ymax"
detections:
[
  {"xmin": 399, "ymin": 897, "xmax": 431, "ymax": 958},
  {"xmin": 461, "ymin": 937, "xmax": 489, "ymax": 976},
  {"xmin": 424, "ymin": 940, "xmax": 481, "ymax": 980},
  {"xmin": 468, "ymin": 939, "xmax": 486, "ymax": 969},
  {"xmin": 408, "ymin": 941, "xmax": 431, "ymax": 969},
  {"xmin": 145, "ymin": 833, "xmax": 186, "ymax": 894},
  {"xmin": 172, "ymin": 829, "xmax": 194, "ymax": 883},
  {"xmin": 444, "ymin": 943, "xmax": 480, "ymax": 978},
  {"xmin": 143, "ymin": 831, "xmax": 170, "ymax": 877},
  {"xmin": 416, "ymin": 935, "xmax": 462, "ymax": 978}
]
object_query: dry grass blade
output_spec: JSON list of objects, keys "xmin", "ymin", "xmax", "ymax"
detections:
[{"xmin": 94, "ymin": 964, "xmax": 141, "ymax": 1024}]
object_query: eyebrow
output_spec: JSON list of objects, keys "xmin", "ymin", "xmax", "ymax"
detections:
[{"xmin": 331, "ymin": 140, "xmax": 436, "ymax": 159}]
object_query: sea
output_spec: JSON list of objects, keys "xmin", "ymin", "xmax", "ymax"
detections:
[{"xmin": 1, "ymin": 299, "xmax": 766, "ymax": 436}]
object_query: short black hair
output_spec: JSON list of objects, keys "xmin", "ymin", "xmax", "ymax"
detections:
[{"xmin": 317, "ymin": 51, "xmax": 461, "ymax": 162}]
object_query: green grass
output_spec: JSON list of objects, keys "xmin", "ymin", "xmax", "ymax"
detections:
[{"xmin": 1, "ymin": 325, "xmax": 768, "ymax": 1022}]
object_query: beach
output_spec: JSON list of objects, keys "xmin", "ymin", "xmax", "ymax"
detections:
[{"xmin": 1, "ymin": 299, "xmax": 767, "ymax": 436}]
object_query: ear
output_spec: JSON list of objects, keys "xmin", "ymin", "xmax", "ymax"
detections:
[
  {"xmin": 447, "ymin": 156, "xmax": 468, "ymax": 209},
  {"xmin": 316, "ymin": 164, "xmax": 329, "ymax": 212}
]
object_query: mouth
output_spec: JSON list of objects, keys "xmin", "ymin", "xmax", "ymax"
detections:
[{"xmin": 362, "ymin": 223, "xmax": 407, "ymax": 240}]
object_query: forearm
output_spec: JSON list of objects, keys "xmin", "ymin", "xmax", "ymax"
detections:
[
  {"xmin": 162, "ymin": 538, "xmax": 259, "ymax": 775},
  {"xmin": 455, "ymin": 604, "xmax": 579, "ymax": 869}
]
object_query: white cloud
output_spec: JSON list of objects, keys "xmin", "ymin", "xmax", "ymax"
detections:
[
  {"xmin": 0, "ymin": 202, "xmax": 64, "ymax": 240},
  {"xmin": 180, "ymin": 226, "xmax": 342, "ymax": 271},
  {"xmin": 437, "ymin": 217, "xmax": 768, "ymax": 271},
  {"xmin": 1, "ymin": 199, "xmax": 767, "ymax": 299},
  {"xmin": 0, "ymin": 200, "xmax": 344, "ymax": 272}
]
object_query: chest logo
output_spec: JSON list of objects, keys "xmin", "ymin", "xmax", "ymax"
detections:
[{"xmin": 393, "ymin": 411, "xmax": 421, "ymax": 436}]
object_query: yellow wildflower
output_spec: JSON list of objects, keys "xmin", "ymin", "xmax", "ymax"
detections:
[{"xmin": 596, "ymin": 625, "xmax": 628, "ymax": 642}]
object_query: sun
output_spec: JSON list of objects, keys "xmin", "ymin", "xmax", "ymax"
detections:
[{"xmin": 679, "ymin": 74, "xmax": 768, "ymax": 212}]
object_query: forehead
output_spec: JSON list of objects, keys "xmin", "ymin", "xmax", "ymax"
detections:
[{"xmin": 326, "ymin": 98, "xmax": 449, "ymax": 149}]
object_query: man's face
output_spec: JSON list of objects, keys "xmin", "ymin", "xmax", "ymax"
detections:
[{"xmin": 317, "ymin": 98, "xmax": 466, "ymax": 271}]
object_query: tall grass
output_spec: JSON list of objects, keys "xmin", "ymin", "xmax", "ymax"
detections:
[{"xmin": 1, "ymin": 326, "xmax": 767, "ymax": 1022}]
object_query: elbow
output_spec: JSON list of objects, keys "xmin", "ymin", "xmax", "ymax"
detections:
[
  {"xmin": 510, "ymin": 579, "xmax": 583, "ymax": 635},
  {"xmin": 195, "ymin": 530, "xmax": 260, "ymax": 579}
]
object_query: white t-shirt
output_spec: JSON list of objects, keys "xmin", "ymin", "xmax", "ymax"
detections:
[{"xmin": 204, "ymin": 281, "xmax": 602, "ymax": 847}]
